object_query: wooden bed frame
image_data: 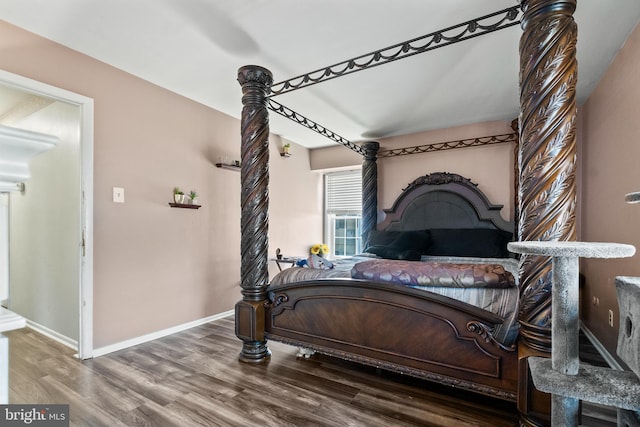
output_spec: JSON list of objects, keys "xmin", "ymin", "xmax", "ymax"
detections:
[
  {"xmin": 235, "ymin": 2, "xmax": 578, "ymax": 425},
  {"xmin": 264, "ymin": 172, "xmax": 519, "ymax": 401}
]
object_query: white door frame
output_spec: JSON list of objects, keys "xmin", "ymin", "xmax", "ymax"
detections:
[{"xmin": 0, "ymin": 69, "xmax": 94, "ymax": 359}]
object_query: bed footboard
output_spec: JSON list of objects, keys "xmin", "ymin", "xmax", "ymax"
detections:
[{"xmin": 265, "ymin": 279, "xmax": 518, "ymax": 401}]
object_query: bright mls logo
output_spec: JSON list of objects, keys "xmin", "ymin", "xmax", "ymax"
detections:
[{"xmin": 0, "ymin": 405, "xmax": 69, "ymax": 426}]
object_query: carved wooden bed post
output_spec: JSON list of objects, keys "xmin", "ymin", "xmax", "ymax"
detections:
[
  {"xmin": 517, "ymin": 0, "xmax": 578, "ymax": 425},
  {"xmin": 361, "ymin": 141, "xmax": 380, "ymax": 247},
  {"xmin": 235, "ymin": 65, "xmax": 273, "ymax": 363}
]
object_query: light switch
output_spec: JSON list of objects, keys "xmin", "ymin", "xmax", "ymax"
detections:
[{"xmin": 113, "ymin": 187, "xmax": 125, "ymax": 203}]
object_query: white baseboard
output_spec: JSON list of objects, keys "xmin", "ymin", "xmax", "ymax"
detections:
[
  {"xmin": 26, "ymin": 319, "xmax": 78, "ymax": 351},
  {"xmin": 0, "ymin": 307, "xmax": 26, "ymax": 333},
  {"xmin": 580, "ymin": 321, "xmax": 624, "ymax": 371},
  {"xmin": 91, "ymin": 310, "xmax": 234, "ymax": 358}
]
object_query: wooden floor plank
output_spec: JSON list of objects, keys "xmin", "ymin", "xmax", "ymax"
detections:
[{"xmin": 4, "ymin": 316, "xmax": 614, "ymax": 426}]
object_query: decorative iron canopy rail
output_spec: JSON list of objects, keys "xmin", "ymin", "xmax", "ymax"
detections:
[
  {"xmin": 378, "ymin": 133, "xmax": 517, "ymax": 158},
  {"xmin": 270, "ymin": 6, "xmax": 521, "ymax": 97},
  {"xmin": 269, "ymin": 95, "xmax": 517, "ymax": 157},
  {"xmin": 267, "ymin": 99, "xmax": 365, "ymax": 155}
]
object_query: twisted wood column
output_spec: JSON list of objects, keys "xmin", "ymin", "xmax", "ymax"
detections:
[
  {"xmin": 517, "ymin": 1, "xmax": 577, "ymax": 424},
  {"xmin": 235, "ymin": 65, "xmax": 273, "ymax": 363},
  {"xmin": 361, "ymin": 141, "xmax": 380, "ymax": 246}
]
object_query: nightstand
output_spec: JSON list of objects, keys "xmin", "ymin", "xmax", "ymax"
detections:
[{"xmin": 271, "ymin": 257, "xmax": 302, "ymax": 271}]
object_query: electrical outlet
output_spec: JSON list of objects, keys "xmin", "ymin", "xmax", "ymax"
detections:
[{"xmin": 608, "ymin": 309, "xmax": 614, "ymax": 327}]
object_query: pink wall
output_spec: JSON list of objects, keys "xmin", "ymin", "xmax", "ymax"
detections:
[
  {"xmin": 310, "ymin": 144, "xmax": 362, "ymax": 171},
  {"xmin": 268, "ymin": 135, "xmax": 323, "ymax": 277},
  {"xmin": 378, "ymin": 121, "xmax": 516, "ymax": 221},
  {"xmin": 0, "ymin": 20, "xmax": 322, "ymax": 348},
  {"xmin": 311, "ymin": 121, "xmax": 516, "ymax": 222},
  {"xmin": 580, "ymin": 22, "xmax": 640, "ymax": 357}
]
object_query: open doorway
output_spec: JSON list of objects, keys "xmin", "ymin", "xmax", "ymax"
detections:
[{"xmin": 0, "ymin": 70, "xmax": 94, "ymax": 359}]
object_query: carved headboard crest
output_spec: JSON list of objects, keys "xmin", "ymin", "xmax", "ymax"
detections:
[
  {"xmin": 403, "ymin": 172, "xmax": 477, "ymax": 191},
  {"xmin": 379, "ymin": 171, "xmax": 513, "ymax": 233}
]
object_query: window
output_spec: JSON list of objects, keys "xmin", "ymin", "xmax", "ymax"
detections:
[{"xmin": 325, "ymin": 170, "xmax": 362, "ymax": 257}]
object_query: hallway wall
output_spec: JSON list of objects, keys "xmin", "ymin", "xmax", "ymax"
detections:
[{"xmin": 9, "ymin": 100, "xmax": 81, "ymax": 343}]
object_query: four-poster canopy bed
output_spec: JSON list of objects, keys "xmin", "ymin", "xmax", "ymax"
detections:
[{"xmin": 235, "ymin": 1, "xmax": 578, "ymax": 426}]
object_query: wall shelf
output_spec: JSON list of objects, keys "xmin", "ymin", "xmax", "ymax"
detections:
[
  {"xmin": 169, "ymin": 203, "xmax": 201, "ymax": 209},
  {"xmin": 280, "ymin": 152, "xmax": 291, "ymax": 158},
  {"xmin": 625, "ymin": 192, "xmax": 640, "ymax": 204},
  {"xmin": 215, "ymin": 163, "xmax": 240, "ymax": 171}
]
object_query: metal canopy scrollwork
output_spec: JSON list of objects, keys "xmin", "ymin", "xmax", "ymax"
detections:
[
  {"xmin": 264, "ymin": 6, "xmax": 522, "ymax": 153},
  {"xmin": 379, "ymin": 133, "xmax": 517, "ymax": 158},
  {"xmin": 270, "ymin": 6, "xmax": 522, "ymax": 96},
  {"xmin": 267, "ymin": 99, "xmax": 365, "ymax": 155}
]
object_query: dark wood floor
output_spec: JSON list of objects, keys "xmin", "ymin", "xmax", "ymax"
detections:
[{"xmin": 6, "ymin": 317, "xmax": 617, "ymax": 426}]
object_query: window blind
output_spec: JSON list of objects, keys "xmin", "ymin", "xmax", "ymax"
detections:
[{"xmin": 326, "ymin": 170, "xmax": 361, "ymax": 214}]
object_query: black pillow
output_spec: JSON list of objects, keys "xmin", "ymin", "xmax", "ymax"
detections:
[
  {"xmin": 427, "ymin": 228, "xmax": 512, "ymax": 258},
  {"xmin": 364, "ymin": 245, "xmax": 422, "ymax": 261},
  {"xmin": 364, "ymin": 230, "xmax": 401, "ymax": 247},
  {"xmin": 364, "ymin": 230, "xmax": 431, "ymax": 255},
  {"xmin": 363, "ymin": 244, "xmax": 388, "ymax": 257}
]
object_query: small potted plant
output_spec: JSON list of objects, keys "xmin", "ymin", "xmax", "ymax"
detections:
[
  {"xmin": 187, "ymin": 190, "xmax": 198, "ymax": 205},
  {"xmin": 282, "ymin": 143, "xmax": 291, "ymax": 155},
  {"xmin": 173, "ymin": 187, "xmax": 185, "ymax": 204}
]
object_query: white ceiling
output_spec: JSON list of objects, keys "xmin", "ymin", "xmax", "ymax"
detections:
[{"xmin": 1, "ymin": 1, "xmax": 639, "ymax": 148}]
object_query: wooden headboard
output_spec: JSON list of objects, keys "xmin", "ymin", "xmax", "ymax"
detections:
[{"xmin": 377, "ymin": 172, "xmax": 514, "ymax": 234}]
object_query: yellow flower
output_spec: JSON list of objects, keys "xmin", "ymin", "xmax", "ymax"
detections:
[{"xmin": 310, "ymin": 243, "xmax": 330, "ymax": 256}]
